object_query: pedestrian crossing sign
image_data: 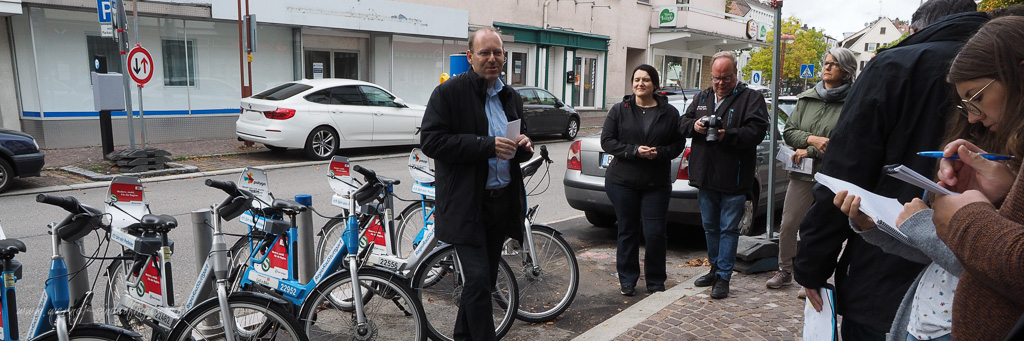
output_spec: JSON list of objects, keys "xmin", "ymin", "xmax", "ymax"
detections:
[{"xmin": 800, "ymin": 64, "xmax": 815, "ymax": 79}]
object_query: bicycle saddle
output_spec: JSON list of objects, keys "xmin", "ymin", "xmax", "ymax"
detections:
[
  {"xmin": 0, "ymin": 239, "xmax": 26, "ymax": 258},
  {"xmin": 271, "ymin": 199, "xmax": 308, "ymax": 214},
  {"xmin": 140, "ymin": 214, "xmax": 178, "ymax": 231}
]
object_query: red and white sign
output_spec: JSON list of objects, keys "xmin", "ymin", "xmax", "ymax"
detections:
[{"xmin": 127, "ymin": 45, "xmax": 154, "ymax": 86}]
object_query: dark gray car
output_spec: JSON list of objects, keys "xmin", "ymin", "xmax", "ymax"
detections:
[
  {"xmin": 562, "ymin": 99, "xmax": 789, "ymax": 234},
  {"xmin": 514, "ymin": 86, "xmax": 581, "ymax": 140}
]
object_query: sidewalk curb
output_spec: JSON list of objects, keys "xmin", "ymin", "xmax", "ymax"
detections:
[
  {"xmin": 1, "ymin": 152, "xmax": 409, "ymax": 197},
  {"xmin": 572, "ymin": 275, "xmax": 705, "ymax": 341}
]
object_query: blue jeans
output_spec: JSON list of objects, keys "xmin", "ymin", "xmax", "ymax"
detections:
[
  {"xmin": 605, "ymin": 181, "xmax": 670, "ymax": 287},
  {"xmin": 697, "ymin": 188, "xmax": 746, "ymax": 281}
]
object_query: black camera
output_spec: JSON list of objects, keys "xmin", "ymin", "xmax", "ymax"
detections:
[{"xmin": 699, "ymin": 115, "xmax": 723, "ymax": 142}]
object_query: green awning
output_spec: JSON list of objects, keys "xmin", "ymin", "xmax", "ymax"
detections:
[{"xmin": 493, "ymin": 22, "xmax": 609, "ymax": 51}]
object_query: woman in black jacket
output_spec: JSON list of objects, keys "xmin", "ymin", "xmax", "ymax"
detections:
[{"xmin": 601, "ymin": 64, "xmax": 685, "ymax": 296}]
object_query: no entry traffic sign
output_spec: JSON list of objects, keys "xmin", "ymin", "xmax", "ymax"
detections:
[{"xmin": 127, "ymin": 45, "xmax": 154, "ymax": 86}]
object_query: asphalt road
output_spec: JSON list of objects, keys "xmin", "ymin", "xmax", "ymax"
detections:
[{"xmin": 0, "ymin": 138, "xmax": 715, "ymax": 340}]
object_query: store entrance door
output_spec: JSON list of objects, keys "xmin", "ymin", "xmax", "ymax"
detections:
[{"xmin": 304, "ymin": 50, "xmax": 358, "ymax": 79}]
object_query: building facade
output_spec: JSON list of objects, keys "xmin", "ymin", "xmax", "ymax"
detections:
[
  {"xmin": 839, "ymin": 17, "xmax": 901, "ymax": 78},
  {"xmin": 0, "ymin": 0, "xmax": 766, "ymax": 148}
]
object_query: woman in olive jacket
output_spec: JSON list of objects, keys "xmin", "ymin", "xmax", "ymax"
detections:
[
  {"xmin": 601, "ymin": 64, "xmax": 685, "ymax": 296},
  {"xmin": 767, "ymin": 47, "xmax": 856, "ymax": 289}
]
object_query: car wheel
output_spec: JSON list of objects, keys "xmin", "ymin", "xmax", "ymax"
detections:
[
  {"xmin": 562, "ymin": 117, "xmax": 580, "ymax": 140},
  {"xmin": 265, "ymin": 144, "xmax": 287, "ymax": 152},
  {"xmin": 738, "ymin": 199, "xmax": 755, "ymax": 235},
  {"xmin": 304, "ymin": 126, "xmax": 338, "ymax": 160},
  {"xmin": 585, "ymin": 210, "xmax": 616, "ymax": 228},
  {"xmin": 0, "ymin": 158, "xmax": 12, "ymax": 194}
]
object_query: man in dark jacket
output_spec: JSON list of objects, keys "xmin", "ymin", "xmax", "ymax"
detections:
[
  {"xmin": 793, "ymin": 1, "xmax": 986, "ymax": 339},
  {"xmin": 680, "ymin": 51, "xmax": 768, "ymax": 299},
  {"xmin": 419, "ymin": 27, "xmax": 533, "ymax": 341}
]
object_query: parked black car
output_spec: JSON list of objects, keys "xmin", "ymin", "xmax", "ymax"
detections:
[
  {"xmin": 0, "ymin": 129, "xmax": 45, "ymax": 193},
  {"xmin": 513, "ymin": 86, "xmax": 581, "ymax": 140}
]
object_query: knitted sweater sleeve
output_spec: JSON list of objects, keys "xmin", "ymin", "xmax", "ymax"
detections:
[{"xmin": 946, "ymin": 184, "xmax": 1024, "ymax": 307}]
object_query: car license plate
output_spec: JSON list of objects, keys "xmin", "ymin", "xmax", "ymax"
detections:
[{"xmin": 600, "ymin": 153, "xmax": 614, "ymax": 168}]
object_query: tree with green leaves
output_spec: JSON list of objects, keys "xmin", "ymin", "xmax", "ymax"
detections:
[
  {"xmin": 979, "ymin": 0, "xmax": 1024, "ymax": 11},
  {"xmin": 741, "ymin": 16, "xmax": 829, "ymax": 87}
]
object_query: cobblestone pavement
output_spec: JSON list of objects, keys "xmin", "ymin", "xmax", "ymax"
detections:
[{"xmin": 614, "ymin": 271, "xmax": 806, "ymax": 341}]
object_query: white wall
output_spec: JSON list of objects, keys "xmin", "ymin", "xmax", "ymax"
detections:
[{"xmin": 0, "ymin": 17, "xmax": 19, "ymax": 129}]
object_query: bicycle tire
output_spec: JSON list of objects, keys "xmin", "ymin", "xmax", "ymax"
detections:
[
  {"xmin": 314, "ymin": 216, "xmax": 346, "ymax": 267},
  {"xmin": 501, "ymin": 224, "xmax": 579, "ymax": 322},
  {"xmin": 411, "ymin": 244, "xmax": 518, "ymax": 341},
  {"xmin": 104, "ymin": 258, "xmax": 162, "ymax": 341},
  {"xmin": 298, "ymin": 267, "xmax": 425, "ymax": 341},
  {"xmin": 33, "ymin": 323, "xmax": 142, "ymax": 341},
  {"xmin": 167, "ymin": 293, "xmax": 308, "ymax": 341},
  {"xmin": 395, "ymin": 200, "xmax": 435, "ymax": 260}
]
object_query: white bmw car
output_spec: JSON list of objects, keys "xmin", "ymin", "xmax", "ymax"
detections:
[{"xmin": 236, "ymin": 79, "xmax": 426, "ymax": 160}]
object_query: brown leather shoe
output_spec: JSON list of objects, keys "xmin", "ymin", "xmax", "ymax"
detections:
[{"xmin": 766, "ymin": 270, "xmax": 793, "ymax": 289}]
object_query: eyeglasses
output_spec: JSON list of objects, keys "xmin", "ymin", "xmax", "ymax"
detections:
[
  {"xmin": 473, "ymin": 49, "xmax": 504, "ymax": 58},
  {"xmin": 958, "ymin": 78, "xmax": 996, "ymax": 118},
  {"xmin": 823, "ymin": 61, "xmax": 840, "ymax": 69},
  {"xmin": 712, "ymin": 76, "xmax": 734, "ymax": 84}
]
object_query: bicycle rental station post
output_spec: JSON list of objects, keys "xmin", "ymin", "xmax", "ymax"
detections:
[{"xmin": 294, "ymin": 194, "xmax": 315, "ymax": 284}]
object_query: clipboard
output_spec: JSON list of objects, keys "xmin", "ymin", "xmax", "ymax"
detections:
[{"xmin": 803, "ymin": 284, "xmax": 838, "ymax": 341}]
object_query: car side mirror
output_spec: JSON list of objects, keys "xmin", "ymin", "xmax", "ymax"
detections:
[
  {"xmin": 393, "ymin": 98, "xmax": 409, "ymax": 108},
  {"xmin": 554, "ymin": 101, "xmax": 563, "ymax": 108}
]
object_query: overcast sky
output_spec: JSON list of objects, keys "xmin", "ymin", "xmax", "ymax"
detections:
[{"xmin": 778, "ymin": 0, "xmax": 924, "ymax": 39}]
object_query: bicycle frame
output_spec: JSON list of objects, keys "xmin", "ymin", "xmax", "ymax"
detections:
[{"xmin": 23, "ymin": 227, "xmax": 73, "ymax": 341}]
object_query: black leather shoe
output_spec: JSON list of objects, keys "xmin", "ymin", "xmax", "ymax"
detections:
[
  {"xmin": 694, "ymin": 266, "xmax": 719, "ymax": 287},
  {"xmin": 647, "ymin": 284, "xmax": 666, "ymax": 293},
  {"xmin": 711, "ymin": 275, "xmax": 730, "ymax": 299},
  {"xmin": 620, "ymin": 284, "xmax": 636, "ymax": 296}
]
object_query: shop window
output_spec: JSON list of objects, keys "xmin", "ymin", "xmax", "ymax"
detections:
[
  {"xmin": 162, "ymin": 39, "xmax": 197, "ymax": 86},
  {"xmin": 86, "ymin": 35, "xmax": 121, "ymax": 75}
]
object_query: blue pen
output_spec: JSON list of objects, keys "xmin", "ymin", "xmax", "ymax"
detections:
[{"xmin": 917, "ymin": 151, "xmax": 1015, "ymax": 161}]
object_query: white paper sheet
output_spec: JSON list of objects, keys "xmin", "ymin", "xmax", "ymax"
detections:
[
  {"xmin": 776, "ymin": 146, "xmax": 813, "ymax": 174},
  {"xmin": 814, "ymin": 173, "xmax": 904, "ymax": 228},
  {"xmin": 506, "ymin": 119, "xmax": 521, "ymax": 139},
  {"xmin": 885, "ymin": 164, "xmax": 957, "ymax": 196},
  {"xmin": 803, "ymin": 286, "xmax": 838, "ymax": 341}
]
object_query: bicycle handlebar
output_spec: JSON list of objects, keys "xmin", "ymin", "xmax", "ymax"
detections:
[
  {"xmin": 205, "ymin": 179, "xmax": 238, "ymax": 194},
  {"xmin": 36, "ymin": 194, "xmax": 82, "ymax": 213},
  {"xmin": 539, "ymin": 145, "xmax": 551, "ymax": 163},
  {"xmin": 352, "ymin": 165, "xmax": 377, "ymax": 183}
]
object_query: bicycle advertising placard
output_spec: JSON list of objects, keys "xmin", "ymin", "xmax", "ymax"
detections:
[
  {"xmin": 133, "ymin": 258, "xmax": 163, "ymax": 306},
  {"xmin": 329, "ymin": 156, "xmax": 359, "ymax": 209},
  {"xmin": 239, "ymin": 167, "xmax": 272, "ymax": 229},
  {"xmin": 408, "ymin": 148, "xmax": 434, "ymax": 183},
  {"xmin": 360, "ymin": 217, "xmax": 391, "ymax": 256},
  {"xmin": 253, "ymin": 237, "xmax": 290, "ymax": 279},
  {"xmin": 106, "ymin": 177, "xmax": 148, "ymax": 229}
]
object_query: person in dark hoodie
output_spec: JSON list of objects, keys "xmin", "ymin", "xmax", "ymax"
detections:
[
  {"xmin": 792, "ymin": 0, "xmax": 987, "ymax": 339},
  {"xmin": 679, "ymin": 51, "xmax": 769, "ymax": 300},
  {"xmin": 601, "ymin": 64, "xmax": 685, "ymax": 297}
]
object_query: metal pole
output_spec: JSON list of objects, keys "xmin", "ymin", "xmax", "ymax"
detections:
[
  {"xmin": 767, "ymin": 1, "xmax": 782, "ymax": 238},
  {"xmin": 294, "ymin": 195, "xmax": 315, "ymax": 285},
  {"xmin": 133, "ymin": 0, "xmax": 146, "ymax": 149},
  {"xmin": 115, "ymin": 0, "xmax": 136, "ymax": 149},
  {"xmin": 190, "ymin": 209, "xmax": 216, "ymax": 304},
  {"xmin": 62, "ymin": 240, "xmax": 93, "ymax": 323}
]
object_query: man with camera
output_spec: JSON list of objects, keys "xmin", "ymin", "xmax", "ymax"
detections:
[{"xmin": 679, "ymin": 51, "xmax": 769, "ymax": 299}]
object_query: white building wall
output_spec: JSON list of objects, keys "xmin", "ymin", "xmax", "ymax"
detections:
[
  {"xmin": 845, "ymin": 18, "xmax": 900, "ymax": 77},
  {"xmin": 0, "ymin": 17, "xmax": 19, "ymax": 130}
]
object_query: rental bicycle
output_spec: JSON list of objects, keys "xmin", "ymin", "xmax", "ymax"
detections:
[
  {"xmin": 231, "ymin": 164, "xmax": 427, "ymax": 340},
  {"xmin": 395, "ymin": 145, "xmax": 580, "ymax": 323},
  {"xmin": 100, "ymin": 177, "xmax": 308, "ymax": 341},
  {"xmin": 1, "ymin": 195, "xmax": 142, "ymax": 341}
]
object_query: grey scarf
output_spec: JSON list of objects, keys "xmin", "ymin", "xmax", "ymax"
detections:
[{"xmin": 814, "ymin": 81, "xmax": 851, "ymax": 103}]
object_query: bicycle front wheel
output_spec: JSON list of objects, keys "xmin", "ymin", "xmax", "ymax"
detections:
[
  {"xmin": 298, "ymin": 267, "xmax": 425, "ymax": 341},
  {"xmin": 412, "ymin": 244, "xmax": 518, "ymax": 341},
  {"xmin": 104, "ymin": 258, "xmax": 161, "ymax": 341},
  {"xmin": 167, "ymin": 293, "xmax": 308, "ymax": 341},
  {"xmin": 502, "ymin": 224, "xmax": 579, "ymax": 322}
]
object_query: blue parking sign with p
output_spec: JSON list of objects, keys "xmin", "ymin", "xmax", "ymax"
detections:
[{"xmin": 98, "ymin": 0, "xmax": 112, "ymax": 23}]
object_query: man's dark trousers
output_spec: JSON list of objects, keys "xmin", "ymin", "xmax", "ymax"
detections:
[{"xmin": 452, "ymin": 187, "xmax": 517, "ymax": 341}]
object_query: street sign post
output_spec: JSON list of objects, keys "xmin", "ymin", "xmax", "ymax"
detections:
[
  {"xmin": 751, "ymin": 71, "xmax": 763, "ymax": 86},
  {"xmin": 800, "ymin": 64, "xmax": 815, "ymax": 79},
  {"xmin": 127, "ymin": 45, "xmax": 154, "ymax": 86}
]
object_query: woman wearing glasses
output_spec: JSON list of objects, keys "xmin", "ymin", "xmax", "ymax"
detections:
[
  {"xmin": 766, "ymin": 47, "xmax": 857, "ymax": 291},
  {"xmin": 927, "ymin": 15, "xmax": 1024, "ymax": 340},
  {"xmin": 836, "ymin": 16, "xmax": 1024, "ymax": 341}
]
